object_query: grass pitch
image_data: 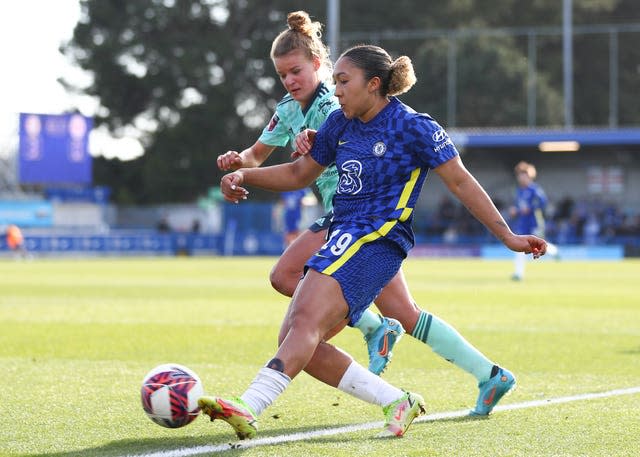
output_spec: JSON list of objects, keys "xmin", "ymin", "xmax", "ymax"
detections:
[{"xmin": 1, "ymin": 256, "xmax": 639, "ymax": 457}]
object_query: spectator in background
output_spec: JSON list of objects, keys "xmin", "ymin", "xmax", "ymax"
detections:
[
  {"xmin": 509, "ymin": 161, "xmax": 559, "ymax": 281},
  {"xmin": 434, "ymin": 195, "xmax": 456, "ymax": 235},
  {"xmin": 156, "ymin": 216, "xmax": 171, "ymax": 233},
  {"xmin": 191, "ymin": 219, "xmax": 201, "ymax": 233},
  {"xmin": 6, "ymin": 224, "xmax": 27, "ymax": 258},
  {"xmin": 280, "ymin": 189, "xmax": 307, "ymax": 246}
]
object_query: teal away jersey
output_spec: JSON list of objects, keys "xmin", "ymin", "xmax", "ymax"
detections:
[{"xmin": 258, "ymin": 82, "xmax": 339, "ymax": 212}]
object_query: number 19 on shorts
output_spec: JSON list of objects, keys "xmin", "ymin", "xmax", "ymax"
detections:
[{"xmin": 322, "ymin": 229, "xmax": 354, "ymax": 256}]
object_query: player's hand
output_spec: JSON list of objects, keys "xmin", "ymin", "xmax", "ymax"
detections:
[
  {"xmin": 293, "ymin": 129, "xmax": 317, "ymax": 156},
  {"xmin": 220, "ymin": 171, "xmax": 249, "ymax": 204},
  {"xmin": 217, "ymin": 151, "xmax": 244, "ymax": 171},
  {"xmin": 504, "ymin": 234, "xmax": 547, "ymax": 259}
]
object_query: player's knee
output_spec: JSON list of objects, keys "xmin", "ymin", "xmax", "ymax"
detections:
[
  {"xmin": 288, "ymin": 306, "xmax": 321, "ymax": 336},
  {"xmin": 269, "ymin": 266, "xmax": 297, "ymax": 297}
]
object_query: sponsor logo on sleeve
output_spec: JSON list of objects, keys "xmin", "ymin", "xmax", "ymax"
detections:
[
  {"xmin": 432, "ymin": 129, "xmax": 454, "ymax": 153},
  {"xmin": 432, "ymin": 129, "xmax": 448, "ymax": 142}
]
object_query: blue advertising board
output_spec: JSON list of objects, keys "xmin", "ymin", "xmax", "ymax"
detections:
[{"xmin": 19, "ymin": 113, "xmax": 93, "ymax": 184}]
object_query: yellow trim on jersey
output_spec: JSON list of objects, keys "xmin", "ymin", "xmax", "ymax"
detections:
[
  {"xmin": 321, "ymin": 219, "xmax": 398, "ymax": 275},
  {"xmin": 396, "ymin": 167, "xmax": 420, "ymax": 221},
  {"xmin": 321, "ymin": 168, "xmax": 422, "ymax": 276}
]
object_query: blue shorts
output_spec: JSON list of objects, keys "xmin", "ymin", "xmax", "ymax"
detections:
[{"xmin": 305, "ymin": 220, "xmax": 406, "ymax": 326}]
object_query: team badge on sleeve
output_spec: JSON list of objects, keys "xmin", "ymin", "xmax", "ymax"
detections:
[{"xmin": 267, "ymin": 114, "xmax": 280, "ymax": 132}]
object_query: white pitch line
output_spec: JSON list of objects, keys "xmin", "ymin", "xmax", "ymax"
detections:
[{"xmin": 124, "ymin": 386, "xmax": 640, "ymax": 457}]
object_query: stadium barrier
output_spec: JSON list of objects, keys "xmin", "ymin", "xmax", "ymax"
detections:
[
  {"xmin": 0, "ymin": 231, "xmax": 284, "ymax": 257},
  {"xmin": 480, "ymin": 244, "xmax": 624, "ymax": 260},
  {"xmin": 0, "ymin": 229, "xmax": 633, "ymax": 259}
]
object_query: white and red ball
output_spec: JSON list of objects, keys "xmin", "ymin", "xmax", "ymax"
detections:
[{"xmin": 140, "ymin": 363, "xmax": 204, "ymax": 428}]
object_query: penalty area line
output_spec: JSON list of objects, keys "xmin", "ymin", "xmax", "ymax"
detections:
[{"xmin": 124, "ymin": 385, "xmax": 640, "ymax": 457}]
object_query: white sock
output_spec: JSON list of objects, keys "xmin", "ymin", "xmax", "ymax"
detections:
[
  {"xmin": 240, "ymin": 367, "xmax": 291, "ymax": 416},
  {"xmin": 337, "ymin": 361, "xmax": 404, "ymax": 406},
  {"xmin": 514, "ymin": 252, "xmax": 526, "ymax": 278}
]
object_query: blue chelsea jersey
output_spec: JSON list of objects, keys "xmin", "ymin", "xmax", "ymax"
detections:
[
  {"xmin": 513, "ymin": 183, "xmax": 548, "ymax": 234},
  {"xmin": 310, "ymin": 97, "xmax": 459, "ymax": 245}
]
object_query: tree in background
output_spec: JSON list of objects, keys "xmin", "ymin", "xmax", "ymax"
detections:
[
  {"xmin": 62, "ymin": 0, "xmax": 640, "ymax": 204},
  {"xmin": 63, "ymin": 0, "xmax": 305, "ymax": 203}
]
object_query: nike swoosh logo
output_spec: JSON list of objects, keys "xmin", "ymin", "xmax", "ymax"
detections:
[
  {"xmin": 314, "ymin": 253, "xmax": 328, "ymax": 258},
  {"xmin": 378, "ymin": 333, "xmax": 390, "ymax": 357},
  {"xmin": 338, "ymin": 140, "xmax": 348, "ymax": 145},
  {"xmin": 394, "ymin": 402, "xmax": 408, "ymax": 420},
  {"xmin": 483, "ymin": 387, "xmax": 497, "ymax": 405}
]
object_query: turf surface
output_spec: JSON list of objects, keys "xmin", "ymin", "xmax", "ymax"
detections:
[{"xmin": 1, "ymin": 257, "xmax": 638, "ymax": 456}]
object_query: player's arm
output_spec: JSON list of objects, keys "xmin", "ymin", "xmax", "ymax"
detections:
[
  {"xmin": 217, "ymin": 141, "xmax": 276, "ymax": 171},
  {"xmin": 435, "ymin": 156, "xmax": 547, "ymax": 258},
  {"xmin": 221, "ymin": 154, "xmax": 325, "ymax": 203}
]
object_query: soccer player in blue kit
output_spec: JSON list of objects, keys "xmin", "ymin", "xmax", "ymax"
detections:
[
  {"xmin": 216, "ymin": 11, "xmax": 405, "ymax": 375},
  {"xmin": 201, "ymin": 44, "xmax": 547, "ymax": 440},
  {"xmin": 280, "ymin": 189, "xmax": 307, "ymax": 246},
  {"xmin": 509, "ymin": 160, "xmax": 559, "ymax": 280}
]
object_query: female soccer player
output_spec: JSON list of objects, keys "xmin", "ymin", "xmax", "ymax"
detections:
[
  {"xmin": 509, "ymin": 160, "xmax": 559, "ymax": 280},
  {"xmin": 216, "ymin": 11, "xmax": 405, "ymax": 374},
  {"xmin": 229, "ymin": 10, "xmax": 537, "ymax": 416},
  {"xmin": 199, "ymin": 44, "xmax": 547, "ymax": 440}
]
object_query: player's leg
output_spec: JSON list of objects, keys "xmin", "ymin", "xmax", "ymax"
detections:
[
  {"xmin": 512, "ymin": 251, "xmax": 526, "ymax": 280},
  {"xmin": 199, "ymin": 227, "xmax": 425, "ymax": 438},
  {"xmin": 270, "ymin": 212, "xmax": 400, "ymax": 372},
  {"xmin": 269, "ymin": 227, "xmax": 324, "ymax": 297},
  {"xmin": 374, "ymin": 268, "xmax": 515, "ymax": 415},
  {"xmin": 200, "ymin": 270, "xmax": 423, "ymax": 438},
  {"xmin": 307, "ymin": 340, "xmax": 426, "ymax": 437},
  {"xmin": 300, "ymin": 235, "xmax": 424, "ymax": 436},
  {"xmin": 199, "ymin": 270, "xmax": 347, "ymax": 439},
  {"xmin": 295, "ymin": 239, "xmax": 424, "ymax": 436},
  {"xmin": 270, "ymin": 224, "xmax": 385, "ymax": 334},
  {"xmin": 364, "ymin": 270, "xmax": 416, "ymax": 374}
]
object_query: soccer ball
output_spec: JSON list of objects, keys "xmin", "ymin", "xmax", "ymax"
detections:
[{"xmin": 140, "ymin": 363, "xmax": 204, "ymax": 428}]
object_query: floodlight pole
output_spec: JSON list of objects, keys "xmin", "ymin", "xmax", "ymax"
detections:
[
  {"xmin": 327, "ymin": 0, "xmax": 340, "ymax": 61},
  {"xmin": 563, "ymin": 0, "xmax": 573, "ymax": 128}
]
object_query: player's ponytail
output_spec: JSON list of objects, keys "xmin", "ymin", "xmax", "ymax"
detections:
[
  {"xmin": 388, "ymin": 56, "xmax": 417, "ymax": 96},
  {"xmin": 286, "ymin": 10, "xmax": 319, "ymax": 38},
  {"xmin": 270, "ymin": 11, "xmax": 332, "ymax": 78},
  {"xmin": 340, "ymin": 45, "xmax": 417, "ymax": 97}
]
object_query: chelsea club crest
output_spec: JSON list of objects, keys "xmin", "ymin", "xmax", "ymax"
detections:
[{"xmin": 372, "ymin": 141, "xmax": 387, "ymax": 157}]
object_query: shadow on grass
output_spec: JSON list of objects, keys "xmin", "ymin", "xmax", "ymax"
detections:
[
  {"xmin": 21, "ymin": 413, "xmax": 485, "ymax": 457},
  {"xmin": 426, "ymin": 413, "xmax": 489, "ymax": 424},
  {"xmin": 21, "ymin": 433, "xmax": 250, "ymax": 457},
  {"xmin": 20, "ymin": 422, "xmax": 374, "ymax": 457}
]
